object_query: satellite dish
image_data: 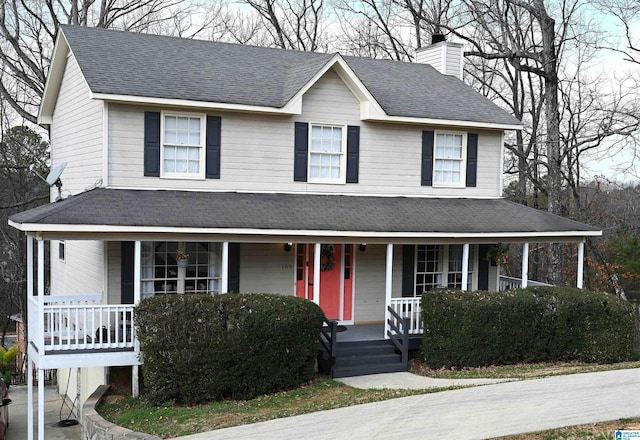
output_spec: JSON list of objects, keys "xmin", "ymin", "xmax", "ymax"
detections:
[
  {"xmin": 29, "ymin": 162, "xmax": 68, "ymax": 202},
  {"xmin": 46, "ymin": 162, "xmax": 67, "ymax": 186}
]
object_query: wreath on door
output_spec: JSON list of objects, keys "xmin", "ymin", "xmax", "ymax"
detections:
[{"xmin": 320, "ymin": 244, "xmax": 335, "ymax": 272}]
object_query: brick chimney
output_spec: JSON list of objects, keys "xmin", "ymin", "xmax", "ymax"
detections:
[{"xmin": 415, "ymin": 34, "xmax": 464, "ymax": 80}]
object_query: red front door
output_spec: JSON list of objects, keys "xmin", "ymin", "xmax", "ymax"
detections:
[{"xmin": 295, "ymin": 244, "xmax": 353, "ymax": 321}]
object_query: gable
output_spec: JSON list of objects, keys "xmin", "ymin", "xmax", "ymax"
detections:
[{"xmin": 301, "ymin": 68, "xmax": 361, "ymax": 121}]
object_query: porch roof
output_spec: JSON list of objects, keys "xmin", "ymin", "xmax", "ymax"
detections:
[{"xmin": 9, "ymin": 188, "xmax": 600, "ymax": 240}]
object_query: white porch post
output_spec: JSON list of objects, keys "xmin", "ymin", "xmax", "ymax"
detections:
[
  {"xmin": 577, "ymin": 241, "xmax": 585, "ymax": 289},
  {"xmin": 384, "ymin": 244, "xmax": 393, "ymax": 339},
  {"xmin": 221, "ymin": 242, "xmax": 229, "ymax": 294},
  {"xmin": 27, "ymin": 235, "xmax": 33, "ymax": 440},
  {"xmin": 38, "ymin": 367, "xmax": 44, "ymax": 440},
  {"xmin": 461, "ymin": 243, "xmax": 470, "ymax": 291},
  {"xmin": 132, "ymin": 241, "xmax": 141, "ymax": 398},
  {"xmin": 37, "ymin": 239, "xmax": 44, "ymax": 440},
  {"xmin": 313, "ymin": 243, "xmax": 321, "ymax": 305},
  {"xmin": 521, "ymin": 242, "xmax": 529, "ymax": 288},
  {"xmin": 27, "ymin": 360, "xmax": 33, "ymax": 440}
]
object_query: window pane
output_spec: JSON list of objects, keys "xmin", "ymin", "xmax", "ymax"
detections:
[{"xmin": 176, "ymin": 160, "xmax": 188, "ymax": 173}]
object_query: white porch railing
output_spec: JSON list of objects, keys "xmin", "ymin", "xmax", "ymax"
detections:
[
  {"xmin": 389, "ymin": 297, "xmax": 423, "ymax": 335},
  {"xmin": 29, "ymin": 294, "xmax": 136, "ymax": 353},
  {"xmin": 499, "ymin": 276, "xmax": 552, "ymax": 291}
]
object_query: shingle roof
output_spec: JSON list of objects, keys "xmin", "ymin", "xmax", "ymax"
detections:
[
  {"xmin": 60, "ymin": 25, "xmax": 520, "ymax": 126},
  {"xmin": 9, "ymin": 189, "xmax": 599, "ymax": 237}
]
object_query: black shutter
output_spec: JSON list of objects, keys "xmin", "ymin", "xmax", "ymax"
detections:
[
  {"xmin": 402, "ymin": 245, "xmax": 415, "ymax": 297},
  {"xmin": 206, "ymin": 116, "xmax": 222, "ymax": 179},
  {"xmin": 294, "ymin": 122, "xmax": 309, "ymax": 182},
  {"xmin": 421, "ymin": 131, "xmax": 434, "ymax": 186},
  {"xmin": 228, "ymin": 243, "xmax": 240, "ymax": 293},
  {"xmin": 346, "ymin": 125, "xmax": 360, "ymax": 183},
  {"xmin": 478, "ymin": 244, "xmax": 489, "ymax": 291},
  {"xmin": 144, "ymin": 112, "xmax": 160, "ymax": 177},
  {"xmin": 121, "ymin": 242, "xmax": 134, "ymax": 305},
  {"xmin": 466, "ymin": 133, "xmax": 478, "ymax": 187}
]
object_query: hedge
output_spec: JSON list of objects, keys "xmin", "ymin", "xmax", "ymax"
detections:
[
  {"xmin": 135, "ymin": 293, "xmax": 324, "ymax": 405},
  {"xmin": 421, "ymin": 286, "xmax": 637, "ymax": 368}
]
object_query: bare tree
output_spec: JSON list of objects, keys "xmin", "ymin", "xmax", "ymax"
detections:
[
  {"xmin": 0, "ymin": 0, "xmax": 206, "ymax": 125},
  {"xmin": 238, "ymin": 0, "xmax": 328, "ymax": 51}
]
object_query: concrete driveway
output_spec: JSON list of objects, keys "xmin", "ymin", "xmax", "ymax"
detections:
[
  {"xmin": 5, "ymin": 385, "xmax": 81, "ymax": 440},
  {"xmin": 177, "ymin": 368, "xmax": 640, "ymax": 440}
]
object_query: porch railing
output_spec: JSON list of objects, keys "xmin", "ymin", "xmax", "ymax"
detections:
[
  {"xmin": 388, "ymin": 297, "xmax": 423, "ymax": 335},
  {"xmin": 499, "ymin": 276, "xmax": 552, "ymax": 291},
  {"xmin": 29, "ymin": 294, "xmax": 136, "ymax": 353}
]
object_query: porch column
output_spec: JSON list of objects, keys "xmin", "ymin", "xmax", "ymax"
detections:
[
  {"xmin": 521, "ymin": 242, "xmax": 529, "ymax": 288},
  {"xmin": 37, "ymin": 238, "xmax": 44, "ymax": 440},
  {"xmin": 132, "ymin": 241, "xmax": 141, "ymax": 398},
  {"xmin": 461, "ymin": 243, "xmax": 470, "ymax": 291},
  {"xmin": 577, "ymin": 241, "xmax": 584, "ymax": 289},
  {"xmin": 384, "ymin": 243, "xmax": 393, "ymax": 339},
  {"xmin": 313, "ymin": 243, "xmax": 320, "ymax": 305},
  {"xmin": 27, "ymin": 235, "xmax": 33, "ymax": 440},
  {"xmin": 221, "ymin": 242, "xmax": 229, "ymax": 294}
]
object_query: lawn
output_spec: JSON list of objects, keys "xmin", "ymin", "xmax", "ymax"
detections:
[{"xmin": 98, "ymin": 361, "xmax": 640, "ymax": 439}]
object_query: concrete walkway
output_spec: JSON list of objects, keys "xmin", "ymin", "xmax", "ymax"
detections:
[
  {"xmin": 176, "ymin": 368, "xmax": 640, "ymax": 440},
  {"xmin": 336, "ymin": 371, "xmax": 510, "ymax": 389},
  {"xmin": 6, "ymin": 385, "xmax": 81, "ymax": 440}
]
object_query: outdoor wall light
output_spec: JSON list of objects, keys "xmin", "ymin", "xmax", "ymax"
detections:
[
  {"xmin": 359, "ymin": 243, "xmax": 367, "ymax": 252},
  {"xmin": 284, "ymin": 243, "xmax": 293, "ymax": 252}
]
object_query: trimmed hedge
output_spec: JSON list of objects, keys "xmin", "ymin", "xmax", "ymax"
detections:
[
  {"xmin": 135, "ymin": 293, "xmax": 324, "ymax": 405},
  {"xmin": 421, "ymin": 286, "xmax": 637, "ymax": 368}
]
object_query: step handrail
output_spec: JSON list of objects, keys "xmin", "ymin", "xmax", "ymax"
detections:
[
  {"xmin": 320, "ymin": 317, "xmax": 337, "ymax": 358},
  {"xmin": 386, "ymin": 306, "xmax": 409, "ymax": 366}
]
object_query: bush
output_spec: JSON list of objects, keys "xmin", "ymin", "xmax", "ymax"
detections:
[
  {"xmin": 135, "ymin": 293, "xmax": 324, "ymax": 405},
  {"xmin": 421, "ymin": 286, "xmax": 637, "ymax": 368}
]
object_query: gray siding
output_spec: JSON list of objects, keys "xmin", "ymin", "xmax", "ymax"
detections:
[
  {"xmin": 107, "ymin": 68, "xmax": 502, "ymax": 197},
  {"xmin": 51, "ymin": 54, "xmax": 104, "ymax": 194},
  {"xmin": 352, "ymin": 244, "xmax": 403, "ymax": 323},
  {"xmin": 238, "ymin": 243, "xmax": 296, "ymax": 294},
  {"xmin": 50, "ymin": 240, "xmax": 105, "ymax": 300}
]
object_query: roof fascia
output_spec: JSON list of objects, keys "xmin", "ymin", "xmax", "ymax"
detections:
[
  {"xmin": 365, "ymin": 114, "xmax": 523, "ymax": 131},
  {"xmin": 9, "ymin": 219, "xmax": 602, "ymax": 239},
  {"xmin": 91, "ymin": 93, "xmax": 301, "ymax": 115},
  {"xmin": 38, "ymin": 31, "xmax": 70, "ymax": 125}
]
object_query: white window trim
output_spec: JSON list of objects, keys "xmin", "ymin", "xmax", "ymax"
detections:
[
  {"xmin": 160, "ymin": 111, "xmax": 207, "ymax": 180},
  {"xmin": 433, "ymin": 130, "xmax": 467, "ymax": 188},
  {"xmin": 307, "ymin": 122, "xmax": 347, "ymax": 185},
  {"xmin": 413, "ymin": 244, "xmax": 478, "ymax": 295}
]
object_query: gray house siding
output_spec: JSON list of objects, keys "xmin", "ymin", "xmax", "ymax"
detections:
[{"xmin": 106, "ymin": 68, "xmax": 503, "ymax": 197}]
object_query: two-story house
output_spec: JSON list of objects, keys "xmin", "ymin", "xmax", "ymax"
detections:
[{"xmin": 9, "ymin": 26, "xmax": 599, "ymax": 439}]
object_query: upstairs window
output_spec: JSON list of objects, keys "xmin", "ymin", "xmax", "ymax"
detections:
[
  {"xmin": 308, "ymin": 124, "xmax": 346, "ymax": 184},
  {"xmin": 161, "ymin": 113, "xmax": 205, "ymax": 179},
  {"xmin": 433, "ymin": 132, "xmax": 466, "ymax": 187}
]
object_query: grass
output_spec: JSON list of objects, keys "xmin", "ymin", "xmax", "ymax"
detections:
[
  {"xmin": 493, "ymin": 418, "xmax": 640, "ymax": 439},
  {"xmin": 99, "ymin": 361, "xmax": 640, "ymax": 439},
  {"xmin": 98, "ymin": 376, "xmax": 448, "ymax": 438},
  {"xmin": 409, "ymin": 359, "xmax": 640, "ymax": 380}
]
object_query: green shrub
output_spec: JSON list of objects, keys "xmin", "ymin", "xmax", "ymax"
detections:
[
  {"xmin": 135, "ymin": 293, "xmax": 324, "ymax": 405},
  {"xmin": 421, "ymin": 286, "xmax": 637, "ymax": 368}
]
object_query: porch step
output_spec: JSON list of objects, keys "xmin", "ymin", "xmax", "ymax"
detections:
[{"xmin": 328, "ymin": 340, "xmax": 407, "ymax": 378}]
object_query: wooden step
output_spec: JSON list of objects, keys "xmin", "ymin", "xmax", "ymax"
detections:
[{"xmin": 326, "ymin": 339, "xmax": 407, "ymax": 378}]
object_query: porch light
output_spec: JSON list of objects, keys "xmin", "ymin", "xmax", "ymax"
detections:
[
  {"xmin": 284, "ymin": 243, "xmax": 293, "ymax": 252},
  {"xmin": 359, "ymin": 243, "xmax": 367, "ymax": 252}
]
